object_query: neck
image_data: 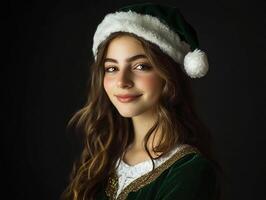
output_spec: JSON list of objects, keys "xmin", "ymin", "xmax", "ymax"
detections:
[{"xmin": 130, "ymin": 108, "xmax": 162, "ymax": 151}]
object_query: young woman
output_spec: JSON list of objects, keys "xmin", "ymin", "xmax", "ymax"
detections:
[{"xmin": 62, "ymin": 3, "xmax": 221, "ymax": 200}]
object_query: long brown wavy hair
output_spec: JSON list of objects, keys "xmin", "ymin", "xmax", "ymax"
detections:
[{"xmin": 62, "ymin": 32, "xmax": 221, "ymax": 200}]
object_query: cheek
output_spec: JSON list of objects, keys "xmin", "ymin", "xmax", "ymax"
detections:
[
  {"xmin": 103, "ymin": 76, "xmax": 113, "ymax": 93},
  {"xmin": 139, "ymin": 75, "xmax": 163, "ymax": 91}
]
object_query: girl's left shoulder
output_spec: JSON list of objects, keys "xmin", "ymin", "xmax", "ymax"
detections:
[
  {"xmin": 170, "ymin": 151, "xmax": 217, "ymax": 175},
  {"xmin": 156, "ymin": 148, "xmax": 219, "ymax": 200}
]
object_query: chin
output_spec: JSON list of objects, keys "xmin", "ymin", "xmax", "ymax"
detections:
[
  {"xmin": 117, "ymin": 110, "xmax": 142, "ymax": 118},
  {"xmin": 114, "ymin": 105, "xmax": 141, "ymax": 117},
  {"xmin": 115, "ymin": 106, "xmax": 152, "ymax": 118}
]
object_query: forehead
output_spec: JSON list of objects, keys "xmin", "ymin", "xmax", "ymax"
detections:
[{"xmin": 105, "ymin": 35, "xmax": 147, "ymax": 59}]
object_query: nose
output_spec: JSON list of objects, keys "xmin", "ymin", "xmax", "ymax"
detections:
[{"xmin": 116, "ymin": 70, "xmax": 133, "ymax": 88}]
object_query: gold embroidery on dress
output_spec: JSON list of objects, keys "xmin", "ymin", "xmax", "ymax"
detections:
[
  {"xmin": 106, "ymin": 170, "xmax": 119, "ymax": 200},
  {"xmin": 105, "ymin": 144, "xmax": 200, "ymax": 200}
]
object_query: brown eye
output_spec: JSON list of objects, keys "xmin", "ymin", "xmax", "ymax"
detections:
[
  {"xmin": 104, "ymin": 66, "xmax": 116, "ymax": 73},
  {"xmin": 135, "ymin": 63, "xmax": 152, "ymax": 71}
]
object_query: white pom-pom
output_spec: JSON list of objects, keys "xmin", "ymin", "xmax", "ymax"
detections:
[{"xmin": 183, "ymin": 49, "xmax": 209, "ymax": 78}]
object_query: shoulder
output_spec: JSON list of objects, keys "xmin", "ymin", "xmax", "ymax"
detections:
[
  {"xmin": 159, "ymin": 144, "xmax": 217, "ymax": 179},
  {"xmin": 156, "ymin": 152, "xmax": 219, "ymax": 200},
  {"xmin": 170, "ymin": 152, "xmax": 216, "ymax": 175}
]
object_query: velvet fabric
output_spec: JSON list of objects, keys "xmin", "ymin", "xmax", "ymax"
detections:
[
  {"xmin": 95, "ymin": 153, "xmax": 219, "ymax": 200},
  {"xmin": 118, "ymin": 2, "xmax": 199, "ymax": 50}
]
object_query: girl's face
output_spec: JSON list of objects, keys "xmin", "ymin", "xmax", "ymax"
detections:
[{"xmin": 103, "ymin": 35, "xmax": 164, "ymax": 118}]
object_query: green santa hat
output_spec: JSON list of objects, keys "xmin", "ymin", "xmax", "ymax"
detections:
[{"xmin": 92, "ymin": 3, "xmax": 209, "ymax": 78}]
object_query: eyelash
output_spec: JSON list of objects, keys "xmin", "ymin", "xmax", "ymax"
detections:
[{"xmin": 104, "ymin": 63, "xmax": 151, "ymax": 73}]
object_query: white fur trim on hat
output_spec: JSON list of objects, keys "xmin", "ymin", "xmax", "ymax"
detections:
[
  {"xmin": 93, "ymin": 10, "xmax": 190, "ymax": 64},
  {"xmin": 92, "ymin": 10, "xmax": 209, "ymax": 78}
]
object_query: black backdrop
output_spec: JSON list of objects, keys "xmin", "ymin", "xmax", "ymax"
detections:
[{"xmin": 5, "ymin": 0, "xmax": 266, "ymax": 199}]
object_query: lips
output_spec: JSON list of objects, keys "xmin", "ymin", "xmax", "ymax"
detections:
[
  {"xmin": 115, "ymin": 94, "xmax": 142, "ymax": 103},
  {"xmin": 115, "ymin": 94, "xmax": 142, "ymax": 98}
]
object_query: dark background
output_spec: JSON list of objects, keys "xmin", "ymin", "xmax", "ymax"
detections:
[{"xmin": 5, "ymin": 0, "xmax": 266, "ymax": 199}]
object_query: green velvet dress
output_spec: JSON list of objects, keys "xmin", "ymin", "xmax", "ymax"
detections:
[{"xmin": 95, "ymin": 145, "xmax": 219, "ymax": 200}]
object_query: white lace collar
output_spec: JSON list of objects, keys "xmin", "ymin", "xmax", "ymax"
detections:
[{"xmin": 115, "ymin": 144, "xmax": 183, "ymax": 198}]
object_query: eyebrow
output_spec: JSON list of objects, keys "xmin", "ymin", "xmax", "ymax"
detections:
[{"xmin": 104, "ymin": 54, "xmax": 148, "ymax": 63}]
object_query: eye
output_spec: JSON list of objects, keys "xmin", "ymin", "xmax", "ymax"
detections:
[
  {"xmin": 104, "ymin": 66, "xmax": 117, "ymax": 73},
  {"xmin": 134, "ymin": 63, "xmax": 152, "ymax": 71}
]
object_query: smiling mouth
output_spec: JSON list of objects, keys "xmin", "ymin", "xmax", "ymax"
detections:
[{"xmin": 116, "ymin": 94, "xmax": 142, "ymax": 103}]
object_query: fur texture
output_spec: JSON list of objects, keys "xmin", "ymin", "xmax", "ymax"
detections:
[
  {"xmin": 92, "ymin": 11, "xmax": 209, "ymax": 78},
  {"xmin": 93, "ymin": 11, "xmax": 190, "ymax": 63}
]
